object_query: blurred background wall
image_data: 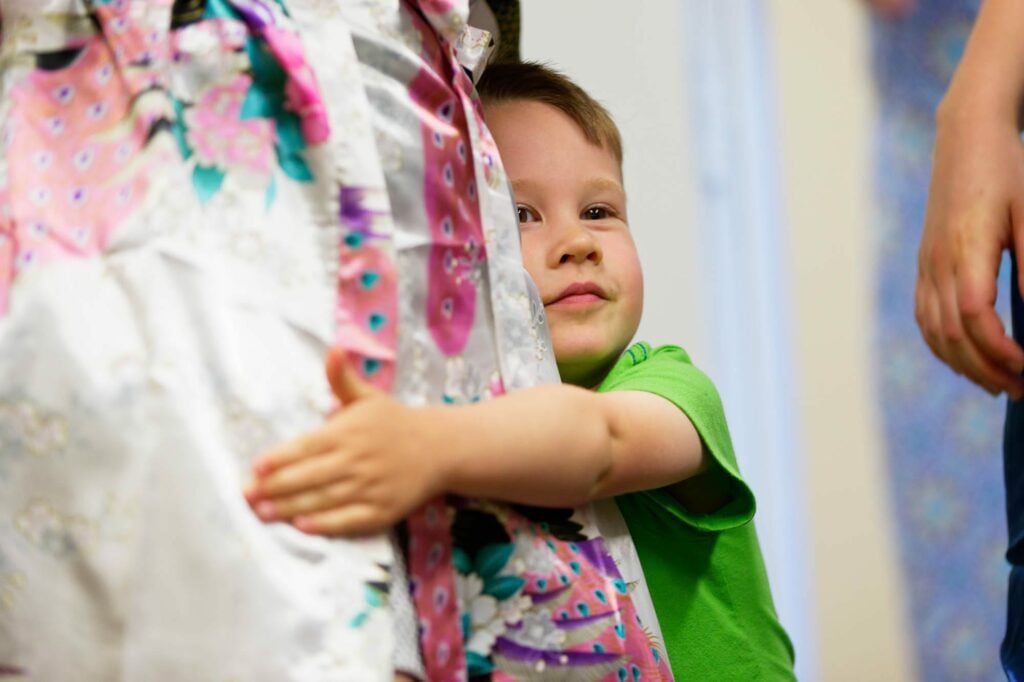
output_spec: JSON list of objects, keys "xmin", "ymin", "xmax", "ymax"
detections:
[
  {"xmin": 517, "ymin": 1, "xmax": 1004, "ymax": 680},
  {"xmin": 769, "ymin": 2, "xmax": 916, "ymax": 680}
]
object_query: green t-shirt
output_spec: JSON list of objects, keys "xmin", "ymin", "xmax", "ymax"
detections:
[{"xmin": 598, "ymin": 342, "xmax": 796, "ymax": 680}]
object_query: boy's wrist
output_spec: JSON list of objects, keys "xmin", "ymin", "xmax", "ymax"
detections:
[{"xmin": 414, "ymin": 404, "xmax": 468, "ymax": 498}]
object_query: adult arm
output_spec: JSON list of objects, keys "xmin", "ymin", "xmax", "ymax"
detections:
[{"xmin": 916, "ymin": 0, "xmax": 1024, "ymax": 397}]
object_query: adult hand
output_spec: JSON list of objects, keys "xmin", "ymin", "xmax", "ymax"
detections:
[
  {"xmin": 245, "ymin": 348, "xmax": 445, "ymax": 536},
  {"xmin": 916, "ymin": 101, "xmax": 1024, "ymax": 398}
]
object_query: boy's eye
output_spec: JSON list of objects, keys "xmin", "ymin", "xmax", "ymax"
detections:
[
  {"xmin": 517, "ymin": 205, "xmax": 539, "ymax": 224},
  {"xmin": 583, "ymin": 206, "xmax": 611, "ymax": 220}
]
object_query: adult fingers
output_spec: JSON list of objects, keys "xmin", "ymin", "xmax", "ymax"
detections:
[
  {"xmin": 954, "ymin": 216, "xmax": 1024, "ymax": 396},
  {"xmin": 959, "ymin": 302, "xmax": 1024, "ymax": 394},
  {"xmin": 917, "ymin": 264, "xmax": 966, "ymax": 376},
  {"xmin": 915, "ymin": 272, "xmax": 944, "ymax": 360},
  {"xmin": 916, "ymin": 275, "xmax": 947, "ymax": 364},
  {"xmin": 943, "ymin": 275, "xmax": 1020, "ymax": 395},
  {"xmin": 918, "ymin": 221, "xmax": 1022, "ymax": 395},
  {"xmin": 958, "ymin": 235, "xmax": 1024, "ymax": 373},
  {"xmin": 949, "ymin": 329, "xmax": 1019, "ymax": 396},
  {"xmin": 1015, "ymin": 200, "xmax": 1024, "ymax": 305},
  {"xmin": 934, "ymin": 271, "xmax": 1003, "ymax": 394}
]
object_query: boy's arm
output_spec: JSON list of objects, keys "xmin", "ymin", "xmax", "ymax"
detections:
[
  {"xmin": 441, "ymin": 386, "xmax": 708, "ymax": 505},
  {"xmin": 244, "ymin": 349, "xmax": 707, "ymax": 536}
]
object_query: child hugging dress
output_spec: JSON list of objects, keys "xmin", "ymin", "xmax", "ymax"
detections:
[{"xmin": 0, "ymin": 1, "xmax": 671, "ymax": 679}]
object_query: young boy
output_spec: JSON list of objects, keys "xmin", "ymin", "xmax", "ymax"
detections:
[{"xmin": 245, "ymin": 62, "xmax": 795, "ymax": 679}]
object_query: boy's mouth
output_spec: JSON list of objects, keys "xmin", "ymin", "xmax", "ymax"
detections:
[{"xmin": 547, "ymin": 282, "xmax": 608, "ymax": 306}]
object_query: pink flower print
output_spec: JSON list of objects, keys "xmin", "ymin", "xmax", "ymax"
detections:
[
  {"xmin": 51, "ymin": 83, "xmax": 76, "ymax": 107},
  {"xmin": 474, "ymin": 112, "xmax": 504, "ymax": 191},
  {"xmin": 416, "ymin": 0, "xmax": 469, "ymax": 45},
  {"xmin": 489, "ymin": 517, "xmax": 675, "ymax": 680},
  {"xmin": 184, "ymin": 74, "xmax": 275, "ymax": 176},
  {"xmin": 27, "ymin": 187, "xmax": 51, "ymax": 208},
  {"xmin": 3, "ymin": 36, "xmax": 170, "ymax": 299},
  {"xmin": 284, "ymin": 74, "xmax": 329, "ymax": 144},
  {"xmin": 0, "ymin": 192, "xmax": 14, "ymax": 317},
  {"xmin": 487, "ymin": 373, "xmax": 505, "ymax": 399},
  {"xmin": 262, "ymin": 26, "xmax": 330, "ymax": 145},
  {"xmin": 72, "ymin": 146, "xmax": 96, "ymax": 172},
  {"xmin": 408, "ymin": 498, "xmax": 466, "ymax": 682},
  {"xmin": 420, "ymin": 0, "xmax": 458, "ymax": 11},
  {"xmin": 94, "ymin": 63, "xmax": 114, "ymax": 87},
  {"xmin": 408, "ymin": 12, "xmax": 487, "ymax": 358},
  {"xmin": 170, "ymin": 18, "xmax": 247, "ymax": 69},
  {"xmin": 32, "ymin": 150, "xmax": 53, "ymax": 171},
  {"xmin": 86, "ymin": 100, "xmax": 110, "ymax": 122},
  {"xmin": 336, "ymin": 240, "xmax": 397, "ymax": 390},
  {"xmin": 110, "ymin": 16, "xmax": 129, "ymax": 35},
  {"xmin": 45, "ymin": 116, "xmax": 67, "ymax": 138},
  {"xmin": 90, "ymin": 0, "xmax": 173, "ymax": 94}
]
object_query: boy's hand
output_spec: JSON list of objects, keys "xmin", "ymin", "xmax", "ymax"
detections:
[
  {"xmin": 244, "ymin": 348, "xmax": 444, "ymax": 536},
  {"xmin": 915, "ymin": 102, "xmax": 1024, "ymax": 398}
]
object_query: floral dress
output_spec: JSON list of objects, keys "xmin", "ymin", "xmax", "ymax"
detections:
[{"xmin": 0, "ymin": 1, "xmax": 670, "ymax": 679}]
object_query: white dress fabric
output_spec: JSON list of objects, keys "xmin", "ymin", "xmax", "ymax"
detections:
[{"xmin": 0, "ymin": 1, "xmax": 664, "ymax": 679}]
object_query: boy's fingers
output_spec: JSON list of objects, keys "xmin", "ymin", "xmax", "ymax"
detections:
[
  {"xmin": 294, "ymin": 504, "xmax": 388, "ymax": 537},
  {"xmin": 326, "ymin": 347, "xmax": 377, "ymax": 406},
  {"xmin": 253, "ymin": 428, "xmax": 336, "ymax": 477},
  {"xmin": 253, "ymin": 451, "xmax": 352, "ymax": 499},
  {"xmin": 253, "ymin": 479, "xmax": 361, "ymax": 521}
]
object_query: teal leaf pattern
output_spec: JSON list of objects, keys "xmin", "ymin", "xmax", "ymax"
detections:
[
  {"xmin": 474, "ymin": 543, "xmax": 514, "ymax": 579},
  {"xmin": 192, "ymin": 165, "xmax": 226, "ymax": 205},
  {"xmin": 482, "ymin": 575, "xmax": 525, "ymax": 601}
]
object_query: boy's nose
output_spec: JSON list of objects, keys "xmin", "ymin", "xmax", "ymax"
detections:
[{"xmin": 557, "ymin": 222, "xmax": 602, "ymax": 266}]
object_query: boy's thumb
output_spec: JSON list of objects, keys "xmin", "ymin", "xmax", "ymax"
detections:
[{"xmin": 326, "ymin": 347, "xmax": 376, "ymax": 405}]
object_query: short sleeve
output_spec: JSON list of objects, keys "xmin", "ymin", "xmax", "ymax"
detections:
[{"xmin": 598, "ymin": 342, "xmax": 756, "ymax": 532}]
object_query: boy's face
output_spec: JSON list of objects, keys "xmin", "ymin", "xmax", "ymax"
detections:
[{"xmin": 486, "ymin": 100, "xmax": 643, "ymax": 387}]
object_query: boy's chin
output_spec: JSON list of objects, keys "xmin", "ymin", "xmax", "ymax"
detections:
[{"xmin": 554, "ymin": 348, "xmax": 621, "ymax": 388}]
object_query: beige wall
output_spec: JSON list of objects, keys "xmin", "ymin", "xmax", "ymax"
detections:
[
  {"xmin": 768, "ymin": 2, "xmax": 917, "ymax": 680},
  {"xmin": 519, "ymin": 1, "xmax": 708, "ymax": 361}
]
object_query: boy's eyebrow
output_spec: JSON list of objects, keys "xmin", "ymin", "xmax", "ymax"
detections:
[
  {"xmin": 510, "ymin": 178, "xmax": 542, "ymax": 196},
  {"xmin": 583, "ymin": 177, "xmax": 626, "ymax": 196},
  {"xmin": 510, "ymin": 176, "xmax": 625, "ymax": 196}
]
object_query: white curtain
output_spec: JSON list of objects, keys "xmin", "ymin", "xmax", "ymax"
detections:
[{"xmin": 682, "ymin": 3, "xmax": 816, "ymax": 679}]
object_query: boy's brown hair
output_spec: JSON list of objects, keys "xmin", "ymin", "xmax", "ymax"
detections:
[{"xmin": 476, "ymin": 61, "xmax": 623, "ymax": 166}]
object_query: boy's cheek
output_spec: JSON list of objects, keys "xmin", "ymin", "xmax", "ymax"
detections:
[{"xmin": 519, "ymin": 237, "xmax": 549, "ymax": 288}]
